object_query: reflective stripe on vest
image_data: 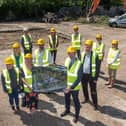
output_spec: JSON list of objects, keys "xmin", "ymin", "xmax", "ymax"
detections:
[
  {"xmin": 65, "ymin": 58, "xmax": 81, "ymax": 90},
  {"xmin": 34, "ymin": 49, "xmax": 49, "ymax": 67},
  {"xmin": 23, "ymin": 65, "xmax": 32, "ymax": 93},
  {"xmin": 2, "ymin": 68, "xmax": 19, "ymax": 94},
  {"xmin": 11, "ymin": 53, "xmax": 24, "ymax": 68},
  {"xmin": 22, "ymin": 34, "xmax": 32, "ymax": 50},
  {"xmin": 81, "ymin": 52, "xmax": 96, "ymax": 77},
  {"xmin": 93, "ymin": 42, "xmax": 104, "ymax": 60},
  {"xmin": 71, "ymin": 33, "xmax": 81, "ymax": 50},
  {"xmin": 107, "ymin": 48, "xmax": 120, "ymax": 70},
  {"xmin": 48, "ymin": 35, "xmax": 58, "ymax": 51}
]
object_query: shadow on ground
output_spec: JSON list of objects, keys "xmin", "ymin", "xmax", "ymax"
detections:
[
  {"xmin": 16, "ymin": 110, "xmax": 107, "ymax": 126},
  {"xmin": 16, "ymin": 110, "xmax": 72, "ymax": 126},
  {"xmin": 99, "ymin": 75, "xmax": 126, "ymax": 92},
  {"xmin": 98, "ymin": 105, "xmax": 126, "ymax": 120}
]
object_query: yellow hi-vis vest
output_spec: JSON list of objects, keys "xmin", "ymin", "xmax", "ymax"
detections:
[
  {"xmin": 22, "ymin": 65, "xmax": 32, "ymax": 93},
  {"xmin": 93, "ymin": 42, "xmax": 105, "ymax": 60},
  {"xmin": 81, "ymin": 52, "xmax": 96, "ymax": 77},
  {"xmin": 2, "ymin": 68, "xmax": 19, "ymax": 94},
  {"xmin": 11, "ymin": 53, "xmax": 24, "ymax": 68},
  {"xmin": 71, "ymin": 33, "xmax": 81, "ymax": 50},
  {"xmin": 65, "ymin": 57, "xmax": 81, "ymax": 91},
  {"xmin": 22, "ymin": 34, "xmax": 32, "ymax": 50},
  {"xmin": 48, "ymin": 35, "xmax": 58, "ymax": 51},
  {"xmin": 107, "ymin": 48, "xmax": 120, "ymax": 70},
  {"xmin": 34, "ymin": 49, "xmax": 49, "ymax": 67}
]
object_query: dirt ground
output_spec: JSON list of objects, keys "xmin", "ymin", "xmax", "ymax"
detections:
[{"xmin": 0, "ymin": 22, "xmax": 126, "ymax": 126}]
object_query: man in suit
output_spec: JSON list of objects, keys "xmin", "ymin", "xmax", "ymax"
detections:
[
  {"xmin": 60, "ymin": 46, "xmax": 83, "ymax": 123},
  {"xmin": 81, "ymin": 39, "xmax": 99, "ymax": 110}
]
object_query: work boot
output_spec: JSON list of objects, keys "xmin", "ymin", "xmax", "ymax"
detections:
[
  {"xmin": 11, "ymin": 106, "xmax": 15, "ymax": 111},
  {"xmin": 81, "ymin": 100, "xmax": 89, "ymax": 104},
  {"xmin": 60, "ymin": 111, "xmax": 70, "ymax": 117},
  {"xmin": 73, "ymin": 117, "xmax": 78, "ymax": 123},
  {"xmin": 16, "ymin": 106, "xmax": 20, "ymax": 111},
  {"xmin": 93, "ymin": 105, "xmax": 98, "ymax": 110}
]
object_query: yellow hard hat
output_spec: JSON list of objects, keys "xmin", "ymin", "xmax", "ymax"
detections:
[
  {"xmin": 112, "ymin": 39, "xmax": 118, "ymax": 45},
  {"xmin": 96, "ymin": 34, "xmax": 102, "ymax": 39},
  {"xmin": 5, "ymin": 57, "xmax": 14, "ymax": 65},
  {"xmin": 24, "ymin": 53, "xmax": 32, "ymax": 59},
  {"xmin": 50, "ymin": 27, "xmax": 56, "ymax": 32},
  {"xmin": 84, "ymin": 39, "xmax": 93, "ymax": 46},
  {"xmin": 73, "ymin": 25, "xmax": 79, "ymax": 30},
  {"xmin": 67, "ymin": 46, "xmax": 76, "ymax": 53},
  {"xmin": 12, "ymin": 42, "xmax": 20, "ymax": 48},
  {"xmin": 37, "ymin": 38, "xmax": 45, "ymax": 45}
]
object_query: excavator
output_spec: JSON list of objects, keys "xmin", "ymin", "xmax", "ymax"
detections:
[{"xmin": 87, "ymin": 0, "xmax": 126, "ymax": 17}]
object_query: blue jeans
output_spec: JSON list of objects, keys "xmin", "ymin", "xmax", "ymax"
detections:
[{"xmin": 8, "ymin": 89, "xmax": 19, "ymax": 107}]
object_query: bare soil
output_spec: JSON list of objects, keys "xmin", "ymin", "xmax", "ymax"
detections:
[{"xmin": 0, "ymin": 22, "xmax": 126, "ymax": 126}]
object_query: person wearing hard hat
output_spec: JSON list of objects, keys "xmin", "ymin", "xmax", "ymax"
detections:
[
  {"xmin": 1, "ymin": 57, "xmax": 20, "ymax": 112},
  {"xmin": 33, "ymin": 38, "xmax": 52, "ymax": 67},
  {"xmin": 48, "ymin": 27, "xmax": 59, "ymax": 64},
  {"xmin": 60, "ymin": 46, "xmax": 82, "ymax": 123},
  {"xmin": 92, "ymin": 34, "xmax": 105, "ymax": 74},
  {"xmin": 11, "ymin": 42, "xmax": 24, "ymax": 68},
  {"xmin": 71, "ymin": 25, "xmax": 82, "ymax": 59},
  {"xmin": 20, "ymin": 53, "xmax": 38, "ymax": 113},
  {"xmin": 106, "ymin": 40, "xmax": 120, "ymax": 88},
  {"xmin": 81, "ymin": 39, "xmax": 99, "ymax": 110},
  {"xmin": 20, "ymin": 27, "xmax": 33, "ymax": 54}
]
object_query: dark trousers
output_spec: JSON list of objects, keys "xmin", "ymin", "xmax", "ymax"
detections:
[
  {"xmin": 23, "ymin": 48, "xmax": 32, "ymax": 55},
  {"xmin": 22, "ymin": 92, "xmax": 38, "ymax": 110},
  {"xmin": 29, "ymin": 93, "xmax": 38, "ymax": 111},
  {"xmin": 8, "ymin": 90, "xmax": 19, "ymax": 107},
  {"xmin": 22, "ymin": 93, "xmax": 30, "ymax": 107},
  {"xmin": 76, "ymin": 50, "xmax": 80, "ymax": 60},
  {"xmin": 65, "ymin": 90, "xmax": 80, "ymax": 118},
  {"xmin": 81, "ymin": 74, "xmax": 98, "ymax": 106},
  {"xmin": 98, "ymin": 60, "xmax": 102, "ymax": 75},
  {"xmin": 50, "ymin": 50, "xmax": 57, "ymax": 64}
]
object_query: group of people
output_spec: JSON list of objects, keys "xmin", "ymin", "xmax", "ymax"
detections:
[
  {"xmin": 1, "ymin": 25, "xmax": 120, "ymax": 123},
  {"xmin": 60, "ymin": 25, "xmax": 120, "ymax": 123},
  {"xmin": 1, "ymin": 27, "xmax": 59, "ymax": 114}
]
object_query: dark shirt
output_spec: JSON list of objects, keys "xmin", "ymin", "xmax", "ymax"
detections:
[
  {"xmin": 15, "ymin": 55, "xmax": 20, "ymax": 68},
  {"xmin": 20, "ymin": 68, "xmax": 25, "ymax": 78},
  {"xmin": 20, "ymin": 34, "xmax": 32, "ymax": 50},
  {"xmin": 1, "ymin": 68, "xmax": 18, "ymax": 93},
  {"xmin": 81, "ymin": 51, "xmax": 100, "ymax": 81}
]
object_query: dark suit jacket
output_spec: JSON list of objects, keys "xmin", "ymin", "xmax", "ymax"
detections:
[{"xmin": 81, "ymin": 51, "xmax": 100, "ymax": 81}]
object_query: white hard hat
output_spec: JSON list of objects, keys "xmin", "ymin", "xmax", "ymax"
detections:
[{"xmin": 23, "ymin": 27, "xmax": 28, "ymax": 31}]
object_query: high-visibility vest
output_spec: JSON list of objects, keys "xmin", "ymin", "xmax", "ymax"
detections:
[
  {"xmin": 93, "ymin": 42, "xmax": 105, "ymax": 60},
  {"xmin": 2, "ymin": 68, "xmax": 19, "ymax": 94},
  {"xmin": 22, "ymin": 65, "xmax": 32, "ymax": 93},
  {"xmin": 65, "ymin": 57, "xmax": 81, "ymax": 91},
  {"xmin": 71, "ymin": 33, "xmax": 81, "ymax": 50},
  {"xmin": 11, "ymin": 53, "xmax": 24, "ymax": 68},
  {"xmin": 81, "ymin": 51, "xmax": 96, "ymax": 77},
  {"xmin": 107, "ymin": 48, "xmax": 120, "ymax": 70},
  {"xmin": 48, "ymin": 35, "xmax": 58, "ymax": 51},
  {"xmin": 22, "ymin": 34, "xmax": 32, "ymax": 50},
  {"xmin": 34, "ymin": 49, "xmax": 49, "ymax": 67}
]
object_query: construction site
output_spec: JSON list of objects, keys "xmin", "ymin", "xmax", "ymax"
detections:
[
  {"xmin": 0, "ymin": 0, "xmax": 126, "ymax": 126},
  {"xmin": 0, "ymin": 21, "xmax": 125, "ymax": 126}
]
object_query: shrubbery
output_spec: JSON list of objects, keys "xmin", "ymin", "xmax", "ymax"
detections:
[{"xmin": 0, "ymin": 0, "xmax": 122, "ymax": 21}]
